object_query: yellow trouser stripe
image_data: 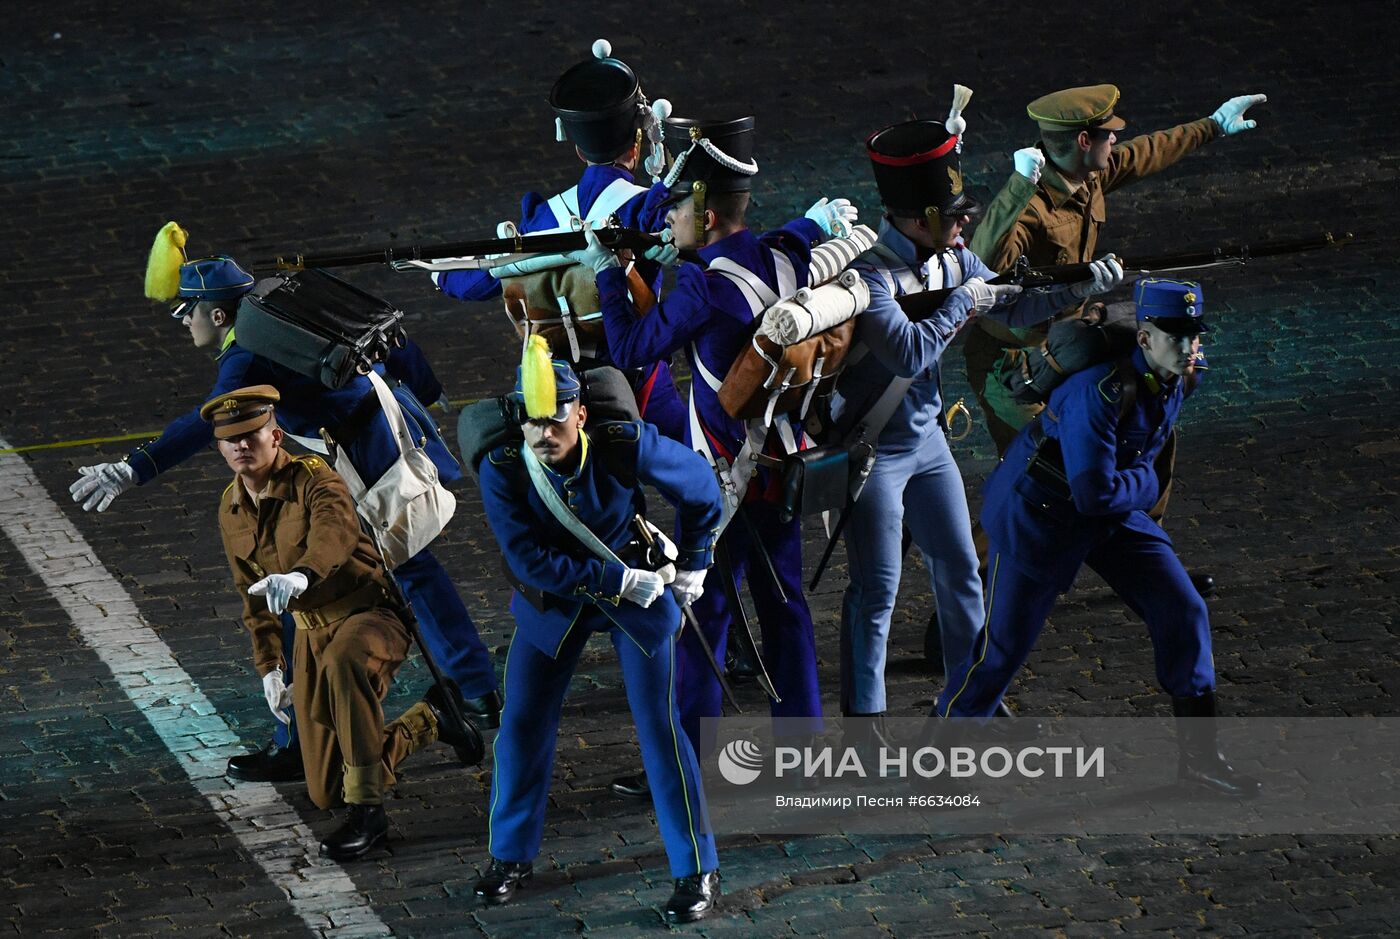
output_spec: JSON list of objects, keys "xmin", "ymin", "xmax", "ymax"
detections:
[
  {"xmin": 665, "ymin": 631, "xmax": 703, "ymax": 873},
  {"xmin": 941, "ymin": 553, "xmax": 1001, "ymax": 718}
]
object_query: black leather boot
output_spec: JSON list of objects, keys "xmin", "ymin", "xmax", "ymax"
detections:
[
  {"xmin": 1172, "ymin": 691, "xmax": 1261, "ymax": 798},
  {"xmin": 462, "ymin": 689, "xmax": 503, "ymax": 730},
  {"xmin": 226, "ymin": 741, "xmax": 304, "ymax": 782},
  {"xmin": 665, "ymin": 870, "xmax": 720, "ymax": 924},
  {"xmin": 474, "ymin": 858, "xmax": 533, "ymax": 905},
  {"xmin": 425, "ymin": 683, "xmax": 486, "ymax": 767},
  {"xmin": 924, "ymin": 609, "xmax": 944, "ymax": 673},
  {"xmin": 319, "ymin": 803, "xmax": 388, "ymax": 861},
  {"xmin": 609, "ymin": 771, "xmax": 649, "ymax": 799}
]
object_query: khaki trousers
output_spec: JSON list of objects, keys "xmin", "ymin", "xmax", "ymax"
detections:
[{"xmin": 291, "ymin": 606, "xmax": 436, "ymax": 808}]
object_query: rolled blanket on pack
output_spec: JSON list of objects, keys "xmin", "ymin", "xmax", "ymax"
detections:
[
  {"xmin": 806, "ymin": 224, "xmax": 878, "ymax": 285},
  {"xmin": 759, "ymin": 270, "xmax": 870, "ymax": 346}
]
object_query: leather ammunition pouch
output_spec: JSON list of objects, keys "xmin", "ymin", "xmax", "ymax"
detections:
[
  {"xmin": 1021, "ymin": 416, "xmax": 1074, "ymax": 512},
  {"xmin": 776, "ymin": 443, "xmax": 853, "ymax": 524}
]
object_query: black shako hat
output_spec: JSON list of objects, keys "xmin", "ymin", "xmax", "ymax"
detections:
[
  {"xmin": 661, "ymin": 116, "xmax": 758, "ymax": 198},
  {"xmin": 867, "ymin": 119, "xmax": 980, "ymax": 220},
  {"xmin": 550, "ymin": 39, "xmax": 661, "ymax": 164}
]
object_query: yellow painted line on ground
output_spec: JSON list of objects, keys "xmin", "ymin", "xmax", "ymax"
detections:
[{"xmin": 0, "ymin": 398, "xmax": 489, "ymax": 455}]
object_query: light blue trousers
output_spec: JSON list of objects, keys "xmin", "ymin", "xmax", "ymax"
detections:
[{"xmin": 839, "ymin": 430, "xmax": 984, "ymax": 714}]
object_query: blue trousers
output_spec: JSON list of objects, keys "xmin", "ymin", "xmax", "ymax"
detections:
[
  {"xmin": 392, "ymin": 546, "xmax": 499, "ymax": 699},
  {"xmin": 349, "ymin": 399, "xmax": 500, "ymax": 701},
  {"xmin": 677, "ymin": 501, "xmax": 822, "ymax": 753},
  {"xmin": 272, "ymin": 612, "xmax": 299, "ymax": 747},
  {"xmin": 938, "ymin": 521, "xmax": 1216, "ymax": 718},
  {"xmin": 840, "ymin": 431, "xmax": 984, "ymax": 714},
  {"xmin": 488, "ymin": 617, "xmax": 717, "ymax": 878}
]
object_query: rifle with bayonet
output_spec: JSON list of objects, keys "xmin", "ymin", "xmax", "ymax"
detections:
[
  {"xmin": 895, "ymin": 231, "xmax": 1354, "ymax": 321},
  {"xmin": 251, "ymin": 221, "xmax": 672, "ymax": 273}
]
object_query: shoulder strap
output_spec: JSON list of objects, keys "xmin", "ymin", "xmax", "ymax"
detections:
[
  {"xmin": 544, "ymin": 186, "xmax": 582, "ymax": 231},
  {"xmin": 1114, "ymin": 355, "xmax": 1139, "ymax": 422},
  {"xmin": 770, "ymin": 248, "xmax": 798, "ymax": 299},
  {"xmin": 848, "ymin": 376, "xmax": 916, "ymax": 450},
  {"xmin": 867, "ymin": 244, "xmax": 922, "ymax": 295},
  {"xmin": 708, "ymin": 256, "xmax": 780, "ymax": 312},
  {"xmin": 585, "ymin": 177, "xmax": 648, "ymax": 224},
  {"xmin": 939, "ymin": 248, "xmax": 964, "ymax": 287},
  {"xmin": 322, "ymin": 371, "xmax": 412, "ymax": 497},
  {"xmin": 521, "ymin": 444, "xmax": 624, "ymax": 566}
]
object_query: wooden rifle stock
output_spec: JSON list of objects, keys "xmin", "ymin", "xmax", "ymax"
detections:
[{"xmin": 895, "ymin": 231, "xmax": 1353, "ymax": 322}]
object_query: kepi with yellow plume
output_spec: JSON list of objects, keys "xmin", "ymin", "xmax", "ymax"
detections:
[
  {"xmin": 512, "ymin": 334, "xmax": 582, "ymax": 423},
  {"xmin": 143, "ymin": 221, "xmax": 256, "ymax": 317}
]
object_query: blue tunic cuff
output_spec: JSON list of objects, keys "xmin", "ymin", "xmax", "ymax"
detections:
[
  {"xmin": 676, "ymin": 531, "xmax": 717, "ymax": 571},
  {"xmin": 126, "ymin": 446, "xmax": 159, "ymax": 485}
]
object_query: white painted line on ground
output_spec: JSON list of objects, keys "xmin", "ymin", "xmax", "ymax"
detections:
[{"xmin": 0, "ymin": 439, "xmax": 394, "ymax": 939}]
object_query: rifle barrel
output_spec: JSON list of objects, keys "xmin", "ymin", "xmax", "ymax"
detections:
[
  {"xmin": 251, "ymin": 226, "xmax": 668, "ymax": 272},
  {"xmin": 897, "ymin": 230, "xmax": 1353, "ymax": 321}
]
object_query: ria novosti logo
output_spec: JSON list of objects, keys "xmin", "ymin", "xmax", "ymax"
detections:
[{"xmin": 717, "ymin": 739, "xmax": 764, "ymax": 785}]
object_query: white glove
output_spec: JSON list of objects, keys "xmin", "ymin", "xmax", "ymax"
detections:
[
  {"xmin": 641, "ymin": 230, "xmax": 680, "ymax": 268},
  {"xmin": 958, "ymin": 277, "xmax": 1023, "ymax": 314},
  {"xmin": 1210, "ymin": 93, "xmax": 1266, "ymax": 135},
  {"xmin": 262, "ymin": 668, "xmax": 293, "ymax": 725},
  {"xmin": 69, "ymin": 461, "xmax": 137, "ymax": 513},
  {"xmin": 1013, "ymin": 146, "xmax": 1046, "ymax": 183},
  {"xmin": 565, "ymin": 224, "xmax": 621, "ymax": 274},
  {"xmin": 1069, "ymin": 254, "xmax": 1125, "ymax": 300},
  {"xmin": 248, "ymin": 572, "xmax": 309, "ymax": 616},
  {"xmin": 672, "ymin": 568, "xmax": 708, "ymax": 608},
  {"xmin": 804, "ymin": 197, "xmax": 859, "ymax": 239},
  {"xmin": 620, "ymin": 567, "xmax": 667, "ymax": 608}
]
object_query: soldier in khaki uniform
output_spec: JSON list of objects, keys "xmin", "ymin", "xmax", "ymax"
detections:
[
  {"xmin": 961, "ymin": 84, "xmax": 1264, "ymax": 597},
  {"xmin": 965, "ymin": 83, "xmax": 1266, "ymax": 453},
  {"xmin": 206, "ymin": 384, "xmax": 482, "ymax": 861}
]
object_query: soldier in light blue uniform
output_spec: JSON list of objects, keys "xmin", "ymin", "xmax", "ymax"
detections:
[
  {"xmin": 830, "ymin": 107, "xmax": 1110, "ymax": 750},
  {"xmin": 937, "ymin": 279, "xmax": 1259, "ymax": 797},
  {"xmin": 432, "ymin": 39, "xmax": 688, "ymax": 442},
  {"xmin": 473, "ymin": 348, "xmax": 723, "ymax": 923},
  {"xmin": 575, "ymin": 113, "xmax": 858, "ymax": 763},
  {"xmin": 69, "ymin": 244, "xmax": 501, "ymax": 782}
]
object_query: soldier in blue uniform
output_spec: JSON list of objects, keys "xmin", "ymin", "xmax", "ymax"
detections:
[
  {"xmin": 473, "ymin": 345, "xmax": 723, "ymax": 923},
  {"xmin": 572, "ymin": 112, "xmax": 858, "ymax": 769},
  {"xmin": 432, "ymin": 38, "xmax": 688, "ymax": 442},
  {"xmin": 937, "ymin": 279, "xmax": 1260, "ymax": 797},
  {"xmin": 68, "ymin": 236, "xmax": 502, "ymax": 782},
  {"xmin": 829, "ymin": 104, "xmax": 1111, "ymax": 754}
]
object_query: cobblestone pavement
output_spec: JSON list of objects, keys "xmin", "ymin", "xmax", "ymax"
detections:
[{"xmin": 2, "ymin": 1, "xmax": 1398, "ymax": 935}]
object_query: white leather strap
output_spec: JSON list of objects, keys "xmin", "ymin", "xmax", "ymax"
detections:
[{"xmin": 522, "ymin": 443, "xmax": 624, "ymax": 566}]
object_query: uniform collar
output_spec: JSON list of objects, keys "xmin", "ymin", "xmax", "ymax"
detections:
[
  {"xmin": 229, "ymin": 449, "xmax": 296, "ymax": 512},
  {"xmin": 1042, "ymin": 162, "xmax": 1091, "ymax": 209},
  {"xmin": 1130, "ymin": 346, "xmax": 1177, "ymax": 397},
  {"xmin": 216, "ymin": 326, "xmax": 238, "ymax": 361}
]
